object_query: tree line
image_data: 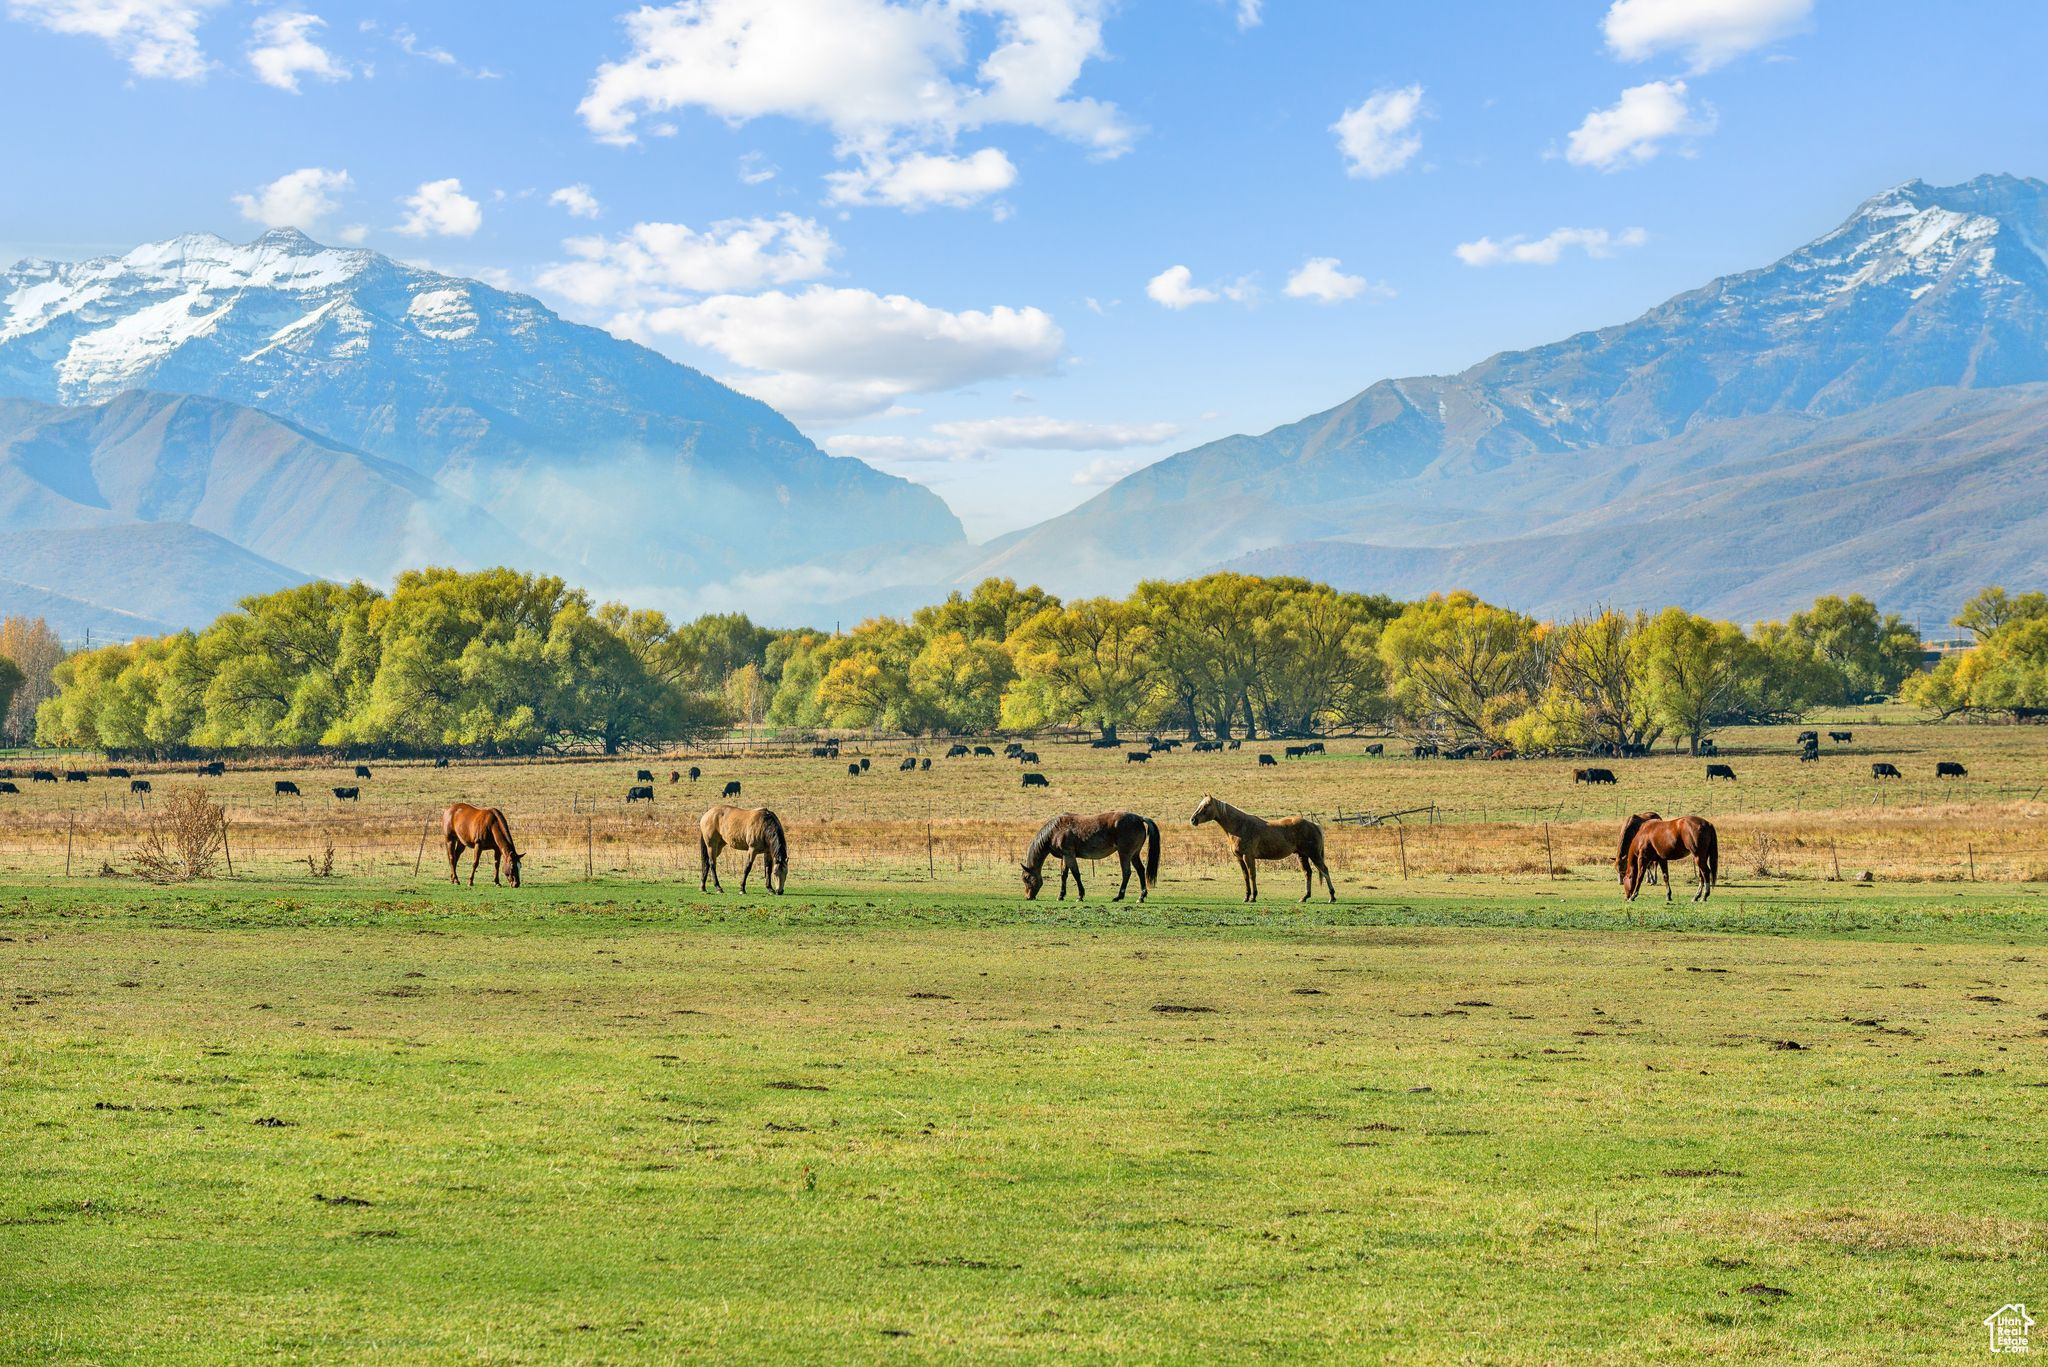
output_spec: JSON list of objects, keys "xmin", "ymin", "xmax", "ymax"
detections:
[{"xmin": 17, "ymin": 568, "xmax": 1959, "ymax": 757}]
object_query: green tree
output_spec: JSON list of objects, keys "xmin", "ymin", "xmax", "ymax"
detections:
[
  {"xmin": 0, "ymin": 654, "xmax": 22, "ymax": 736},
  {"xmin": 1638, "ymin": 608, "xmax": 1747, "ymax": 754},
  {"xmin": 1005, "ymin": 598, "xmax": 1153, "ymax": 737},
  {"xmin": 1780, "ymin": 594, "xmax": 1921, "ymax": 702},
  {"xmin": 1378, "ymin": 592, "xmax": 1542, "ymax": 743},
  {"xmin": 0, "ymin": 617, "xmax": 66, "ymax": 744},
  {"xmin": 1955, "ymin": 586, "xmax": 2048, "ymax": 642}
]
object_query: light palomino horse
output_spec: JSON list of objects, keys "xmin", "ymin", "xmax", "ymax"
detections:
[
  {"xmin": 699, "ymin": 804, "xmax": 789, "ymax": 894},
  {"xmin": 1190, "ymin": 794, "xmax": 1335, "ymax": 903},
  {"xmin": 1020, "ymin": 810, "xmax": 1161, "ymax": 901},
  {"xmin": 1617, "ymin": 812, "xmax": 1719, "ymax": 902},
  {"xmin": 443, "ymin": 803, "xmax": 522, "ymax": 888}
]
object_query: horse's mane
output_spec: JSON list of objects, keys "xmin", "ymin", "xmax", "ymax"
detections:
[
  {"xmin": 761, "ymin": 809, "xmax": 787, "ymax": 869},
  {"xmin": 1023, "ymin": 814, "xmax": 1066, "ymax": 869},
  {"xmin": 1616, "ymin": 811, "xmax": 1658, "ymax": 868}
]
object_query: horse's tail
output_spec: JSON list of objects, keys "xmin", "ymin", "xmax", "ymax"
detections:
[
  {"xmin": 1698, "ymin": 819, "xmax": 1718, "ymax": 892},
  {"xmin": 1144, "ymin": 817, "xmax": 1161, "ymax": 884}
]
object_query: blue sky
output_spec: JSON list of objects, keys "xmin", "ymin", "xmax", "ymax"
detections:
[{"xmin": 4, "ymin": 0, "xmax": 2046, "ymax": 539}]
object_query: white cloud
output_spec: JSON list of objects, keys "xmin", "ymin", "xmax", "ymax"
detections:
[
  {"xmin": 928, "ymin": 416, "xmax": 1179, "ymax": 449},
  {"xmin": 825, "ymin": 148, "xmax": 1017, "ymax": 211},
  {"xmin": 1603, "ymin": 0, "xmax": 1811, "ymax": 71},
  {"xmin": 392, "ymin": 23, "xmax": 453, "ymax": 64},
  {"xmin": 1332, "ymin": 83, "xmax": 1424, "ymax": 179},
  {"xmin": 822, "ymin": 433, "xmax": 965, "ymax": 463},
  {"xmin": 577, "ymin": 0, "xmax": 1133, "ymax": 212},
  {"xmin": 1072, "ymin": 455, "xmax": 1144, "ymax": 486},
  {"xmin": 738, "ymin": 151, "xmax": 778, "ymax": 185},
  {"xmin": 231, "ymin": 166, "xmax": 350, "ymax": 230},
  {"xmin": 396, "ymin": 178, "xmax": 483, "ymax": 238},
  {"xmin": 1235, "ymin": 0, "xmax": 1262, "ymax": 29},
  {"xmin": 337, "ymin": 223, "xmax": 368, "ymax": 244},
  {"xmin": 10, "ymin": 0, "xmax": 222, "ymax": 80},
  {"xmin": 247, "ymin": 10, "xmax": 349, "ymax": 92},
  {"xmin": 631, "ymin": 284, "xmax": 1064, "ymax": 421},
  {"xmin": 1565, "ymin": 79, "xmax": 1714, "ymax": 171},
  {"xmin": 1283, "ymin": 256, "xmax": 1381, "ymax": 304},
  {"xmin": 1454, "ymin": 226, "xmax": 1648, "ymax": 267},
  {"xmin": 1146, "ymin": 264, "xmax": 1216, "ymax": 310},
  {"xmin": 538, "ymin": 215, "xmax": 835, "ymax": 309},
  {"xmin": 549, "ymin": 184, "xmax": 603, "ymax": 219}
]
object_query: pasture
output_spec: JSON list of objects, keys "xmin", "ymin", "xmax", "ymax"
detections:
[{"xmin": 3, "ymin": 717, "xmax": 2046, "ymax": 1360}]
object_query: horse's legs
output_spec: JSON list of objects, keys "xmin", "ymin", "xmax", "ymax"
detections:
[
  {"xmin": 1662, "ymin": 856, "xmax": 1674, "ymax": 903},
  {"xmin": 1694, "ymin": 851, "xmax": 1710, "ymax": 902},
  {"xmin": 468, "ymin": 845, "xmax": 484, "ymax": 887},
  {"xmin": 1315, "ymin": 855, "xmax": 1336, "ymax": 903},
  {"xmin": 491, "ymin": 846, "xmax": 502, "ymax": 885},
  {"xmin": 707, "ymin": 842, "xmax": 724, "ymax": 892},
  {"xmin": 446, "ymin": 836, "xmax": 461, "ymax": 885},
  {"xmin": 1113, "ymin": 850, "xmax": 1132, "ymax": 902},
  {"xmin": 1067, "ymin": 854, "xmax": 1085, "ymax": 901}
]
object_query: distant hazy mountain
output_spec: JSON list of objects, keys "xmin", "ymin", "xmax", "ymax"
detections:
[
  {"xmin": 0, "ymin": 228, "xmax": 963, "ymax": 629},
  {"xmin": 973, "ymin": 175, "xmax": 2048, "ymax": 617},
  {"xmin": 0, "ymin": 523, "xmax": 302, "ymax": 635}
]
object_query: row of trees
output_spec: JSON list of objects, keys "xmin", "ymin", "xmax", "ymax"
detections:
[
  {"xmin": 0, "ymin": 617, "xmax": 64, "ymax": 745},
  {"xmin": 1904, "ymin": 588, "xmax": 2048, "ymax": 718},
  {"xmin": 25, "ymin": 567, "xmax": 1939, "ymax": 756}
]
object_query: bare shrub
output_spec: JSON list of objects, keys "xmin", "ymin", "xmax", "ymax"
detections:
[
  {"xmin": 1751, "ymin": 834, "xmax": 1776, "ymax": 879},
  {"xmin": 306, "ymin": 844, "xmax": 335, "ymax": 878},
  {"xmin": 131, "ymin": 786, "xmax": 227, "ymax": 884}
]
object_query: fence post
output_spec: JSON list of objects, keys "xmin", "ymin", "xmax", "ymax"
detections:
[
  {"xmin": 413, "ymin": 822, "xmax": 430, "ymax": 879},
  {"xmin": 1968, "ymin": 843, "xmax": 1975, "ymax": 882},
  {"xmin": 586, "ymin": 815, "xmax": 594, "ymax": 880},
  {"xmin": 1543, "ymin": 823, "xmax": 1555, "ymax": 880},
  {"xmin": 1830, "ymin": 841, "xmax": 1841, "ymax": 882},
  {"xmin": 1396, "ymin": 824, "xmax": 1408, "ymax": 881},
  {"xmin": 220, "ymin": 812, "xmax": 234, "ymax": 877},
  {"xmin": 65, "ymin": 813, "xmax": 73, "ymax": 877}
]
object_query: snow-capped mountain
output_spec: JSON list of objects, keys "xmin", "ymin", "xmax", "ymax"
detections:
[
  {"xmin": 0, "ymin": 228, "xmax": 963, "ymax": 625},
  {"xmin": 973, "ymin": 174, "xmax": 2048, "ymax": 616}
]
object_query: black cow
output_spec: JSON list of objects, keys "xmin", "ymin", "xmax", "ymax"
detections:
[
  {"xmin": 332, "ymin": 786, "xmax": 360, "ymax": 801},
  {"xmin": 636, "ymin": 769, "xmax": 655, "ymax": 782},
  {"xmin": 1828, "ymin": 731, "xmax": 1852, "ymax": 743},
  {"xmin": 64, "ymin": 771, "xmax": 87, "ymax": 783},
  {"xmin": 1227, "ymin": 739, "xmax": 1241, "ymax": 750},
  {"xmin": 1364, "ymin": 743, "xmax": 1384, "ymax": 756},
  {"xmin": 1706, "ymin": 764, "xmax": 1736, "ymax": 781},
  {"xmin": 947, "ymin": 744, "xmax": 970, "ymax": 758},
  {"xmin": 848, "ymin": 764, "xmax": 862, "ymax": 778},
  {"xmin": 973, "ymin": 745, "xmax": 995, "ymax": 757},
  {"xmin": 31, "ymin": 770, "xmax": 56, "ymax": 783},
  {"xmin": 1016, "ymin": 751, "xmax": 1039, "ymax": 764},
  {"xmin": 1126, "ymin": 751, "xmax": 1150, "ymax": 763},
  {"xmin": 1574, "ymin": 768, "xmax": 1617, "ymax": 785},
  {"xmin": 433, "ymin": 756, "xmax": 450, "ymax": 769},
  {"xmin": 689, "ymin": 767, "xmax": 702, "ymax": 782},
  {"xmin": 1796, "ymin": 730, "xmax": 1818, "ymax": 744},
  {"xmin": 106, "ymin": 766, "xmax": 131, "ymax": 779},
  {"xmin": 1936, "ymin": 761, "xmax": 1967, "ymax": 778},
  {"xmin": 1284, "ymin": 745, "xmax": 1307, "ymax": 759},
  {"xmin": 1872, "ymin": 762, "xmax": 1902, "ymax": 779},
  {"xmin": 354, "ymin": 764, "xmax": 373, "ymax": 779},
  {"xmin": 0, "ymin": 768, "xmax": 11, "ymax": 779},
  {"xmin": 1149, "ymin": 739, "xmax": 1172, "ymax": 753},
  {"xmin": 0, "ymin": 782, "xmax": 17, "ymax": 795},
  {"xmin": 810, "ymin": 746, "xmax": 836, "ymax": 758},
  {"xmin": 275, "ymin": 781, "xmax": 302, "ymax": 797},
  {"xmin": 130, "ymin": 779, "xmax": 151, "ymax": 794},
  {"xmin": 722, "ymin": 780, "xmax": 741, "ymax": 798},
  {"xmin": 198, "ymin": 761, "xmax": 225, "ymax": 777},
  {"xmin": 900, "ymin": 757, "xmax": 917, "ymax": 771},
  {"xmin": 919, "ymin": 758, "xmax": 931, "ymax": 771},
  {"xmin": 1258, "ymin": 753, "xmax": 1277, "ymax": 767},
  {"xmin": 1799, "ymin": 748, "xmax": 1820, "ymax": 763},
  {"xmin": 1090, "ymin": 737, "xmax": 1120, "ymax": 749},
  {"xmin": 669, "ymin": 771, "xmax": 681, "ymax": 784},
  {"xmin": 1411, "ymin": 744, "xmax": 1438, "ymax": 759},
  {"xmin": 860, "ymin": 757, "xmax": 871, "ymax": 771},
  {"xmin": 1307, "ymin": 742, "xmax": 1325, "ymax": 754},
  {"xmin": 1698, "ymin": 738, "xmax": 1718, "ymax": 756},
  {"xmin": 1003, "ymin": 743, "xmax": 1025, "ymax": 757},
  {"xmin": 627, "ymin": 785, "xmax": 655, "ymax": 802},
  {"xmin": 1021, "ymin": 772, "xmax": 1049, "ymax": 788}
]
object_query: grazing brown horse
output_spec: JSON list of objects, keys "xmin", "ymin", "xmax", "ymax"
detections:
[
  {"xmin": 1190, "ymin": 794, "xmax": 1335, "ymax": 903},
  {"xmin": 699, "ymin": 804, "xmax": 789, "ymax": 894},
  {"xmin": 1020, "ymin": 811, "xmax": 1161, "ymax": 901},
  {"xmin": 444, "ymin": 803, "xmax": 522, "ymax": 888},
  {"xmin": 1617, "ymin": 812, "xmax": 1718, "ymax": 902}
]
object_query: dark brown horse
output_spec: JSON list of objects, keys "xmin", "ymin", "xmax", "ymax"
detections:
[
  {"xmin": 1021, "ymin": 811, "xmax": 1161, "ymax": 901},
  {"xmin": 1617, "ymin": 812, "xmax": 1718, "ymax": 902},
  {"xmin": 444, "ymin": 803, "xmax": 522, "ymax": 887},
  {"xmin": 699, "ymin": 804, "xmax": 789, "ymax": 894},
  {"xmin": 1191, "ymin": 794, "xmax": 1335, "ymax": 903}
]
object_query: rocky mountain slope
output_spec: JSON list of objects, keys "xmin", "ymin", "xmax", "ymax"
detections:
[{"xmin": 972, "ymin": 175, "xmax": 2048, "ymax": 617}]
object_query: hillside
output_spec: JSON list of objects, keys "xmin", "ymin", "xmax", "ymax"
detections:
[
  {"xmin": 971, "ymin": 175, "xmax": 2048, "ymax": 617},
  {"xmin": 0, "ymin": 229, "xmax": 964, "ymax": 621}
]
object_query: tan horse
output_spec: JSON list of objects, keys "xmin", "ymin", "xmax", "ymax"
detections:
[
  {"xmin": 1021, "ymin": 811, "xmax": 1161, "ymax": 901},
  {"xmin": 1191, "ymin": 794, "xmax": 1335, "ymax": 903},
  {"xmin": 1617, "ymin": 812, "xmax": 1718, "ymax": 902},
  {"xmin": 443, "ymin": 803, "xmax": 522, "ymax": 887},
  {"xmin": 699, "ymin": 804, "xmax": 789, "ymax": 894}
]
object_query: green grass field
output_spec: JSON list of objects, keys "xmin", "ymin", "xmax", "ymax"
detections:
[{"xmin": 5, "ymin": 879, "xmax": 2044, "ymax": 1363}]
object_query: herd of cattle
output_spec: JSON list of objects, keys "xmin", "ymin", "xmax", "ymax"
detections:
[{"xmin": 0, "ymin": 729, "xmax": 1976, "ymax": 804}]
